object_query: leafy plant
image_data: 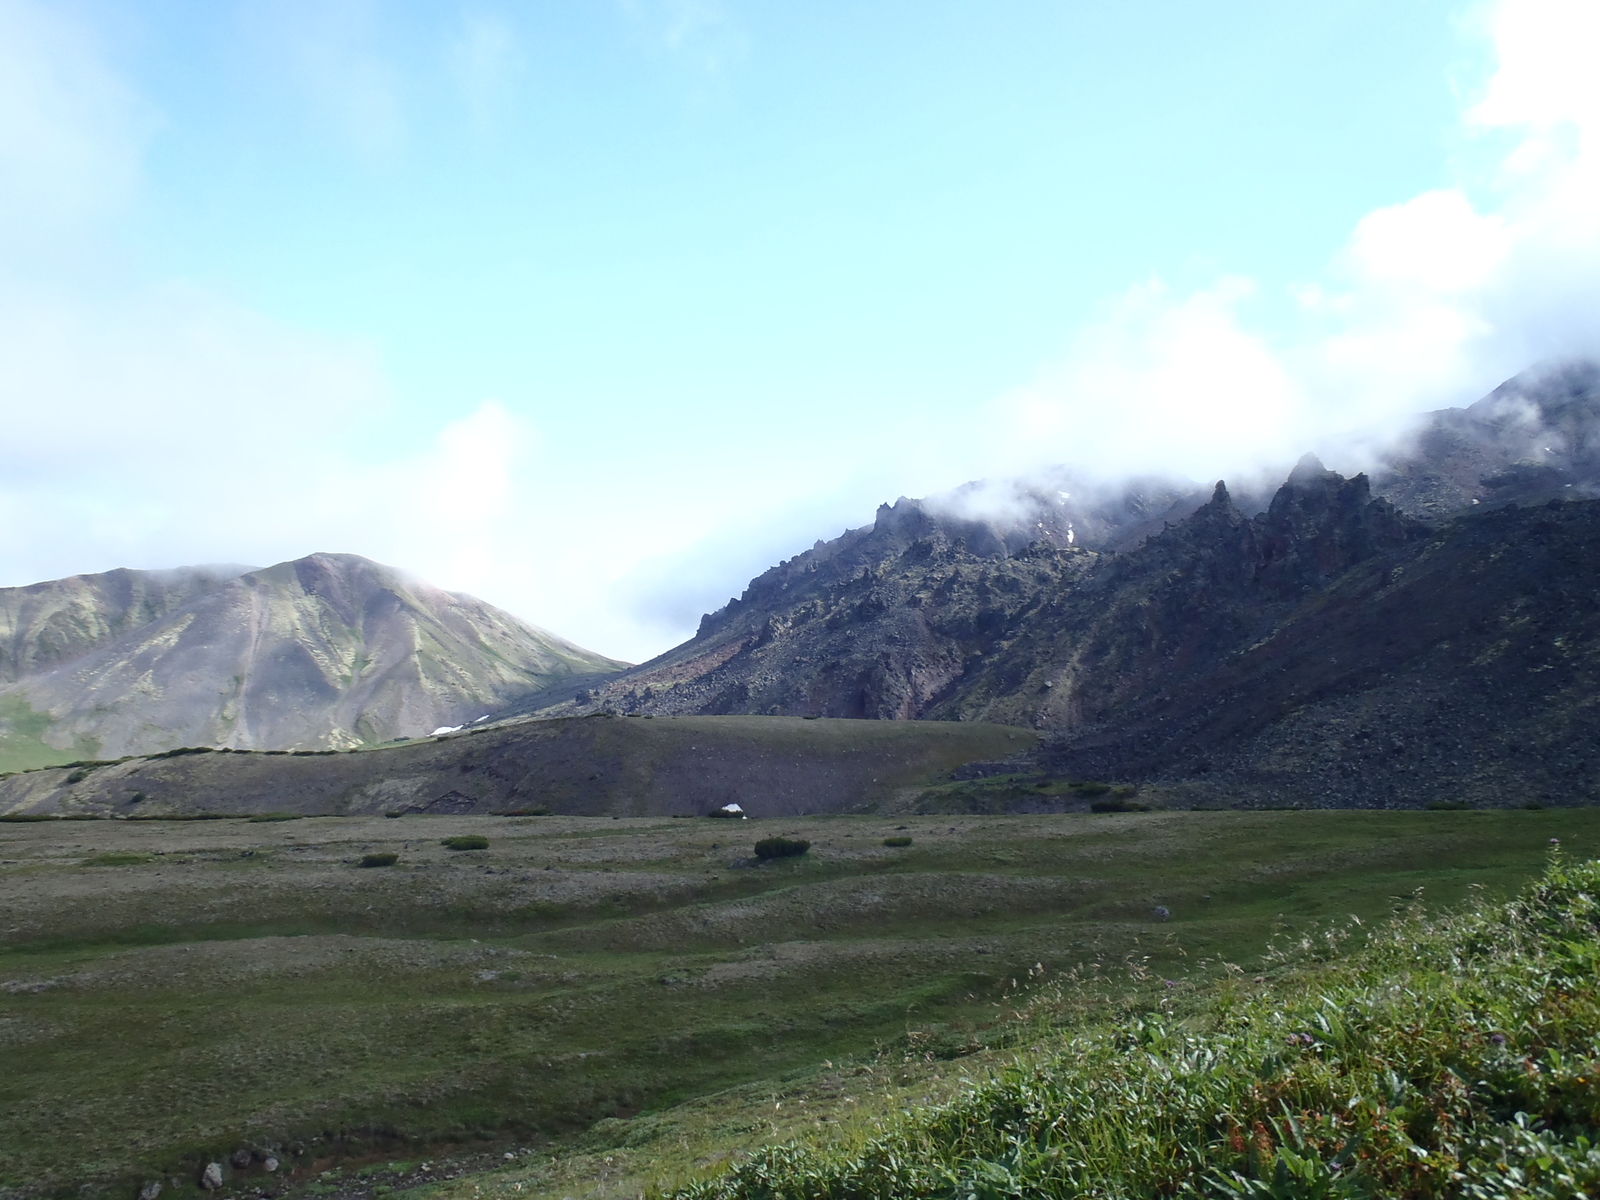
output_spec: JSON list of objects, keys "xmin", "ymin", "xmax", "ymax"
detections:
[
  {"xmin": 883, "ymin": 836, "xmax": 913, "ymax": 847},
  {"xmin": 359, "ymin": 853, "xmax": 399, "ymax": 867},
  {"xmin": 753, "ymin": 836, "xmax": 810, "ymax": 860},
  {"xmin": 441, "ymin": 835, "xmax": 489, "ymax": 851}
]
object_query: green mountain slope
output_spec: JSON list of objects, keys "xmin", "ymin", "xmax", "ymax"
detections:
[{"xmin": 0, "ymin": 554, "xmax": 626, "ymax": 764}]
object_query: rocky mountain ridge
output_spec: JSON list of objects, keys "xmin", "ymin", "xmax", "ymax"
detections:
[{"xmin": 492, "ymin": 361, "xmax": 1600, "ymax": 808}]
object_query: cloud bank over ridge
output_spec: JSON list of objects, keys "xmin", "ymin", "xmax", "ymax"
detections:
[{"xmin": 977, "ymin": 0, "xmax": 1600, "ymax": 491}]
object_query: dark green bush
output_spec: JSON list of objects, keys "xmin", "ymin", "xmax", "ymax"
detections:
[
  {"xmin": 883, "ymin": 836, "xmax": 913, "ymax": 847},
  {"xmin": 248, "ymin": 812, "xmax": 304, "ymax": 823},
  {"xmin": 753, "ymin": 836, "xmax": 810, "ymax": 860},
  {"xmin": 147, "ymin": 746, "xmax": 215, "ymax": 759},
  {"xmin": 359, "ymin": 853, "xmax": 398, "ymax": 867},
  {"xmin": 65, "ymin": 769, "xmax": 90, "ymax": 784},
  {"xmin": 442, "ymin": 835, "xmax": 489, "ymax": 851},
  {"xmin": 494, "ymin": 807, "xmax": 551, "ymax": 816},
  {"xmin": 1072, "ymin": 781, "xmax": 1112, "ymax": 796}
]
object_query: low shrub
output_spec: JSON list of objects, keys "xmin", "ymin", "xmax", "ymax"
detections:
[
  {"xmin": 359, "ymin": 853, "xmax": 398, "ymax": 868},
  {"xmin": 753, "ymin": 836, "xmax": 810, "ymax": 860},
  {"xmin": 146, "ymin": 746, "xmax": 215, "ymax": 759},
  {"xmin": 441, "ymin": 835, "xmax": 489, "ymax": 851},
  {"xmin": 1427, "ymin": 799, "xmax": 1473, "ymax": 810},
  {"xmin": 494, "ymin": 807, "xmax": 551, "ymax": 816},
  {"xmin": 0, "ymin": 813, "xmax": 56, "ymax": 822},
  {"xmin": 1090, "ymin": 798, "xmax": 1151, "ymax": 813},
  {"xmin": 248, "ymin": 812, "xmax": 304, "ymax": 823},
  {"xmin": 883, "ymin": 836, "xmax": 913, "ymax": 847},
  {"xmin": 83, "ymin": 853, "xmax": 150, "ymax": 866},
  {"xmin": 125, "ymin": 811, "xmax": 231, "ymax": 821}
]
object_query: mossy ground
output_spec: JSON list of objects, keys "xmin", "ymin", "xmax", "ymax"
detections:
[
  {"xmin": 1, "ymin": 808, "xmax": 1596, "ymax": 1199},
  {"xmin": 0, "ymin": 694, "xmax": 96, "ymax": 776}
]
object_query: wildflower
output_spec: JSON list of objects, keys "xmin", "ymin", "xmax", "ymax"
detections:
[{"xmin": 1490, "ymin": 1033, "xmax": 1508, "ymax": 1046}]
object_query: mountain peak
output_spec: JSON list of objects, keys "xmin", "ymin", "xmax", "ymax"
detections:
[{"xmin": 0, "ymin": 556, "xmax": 625, "ymax": 765}]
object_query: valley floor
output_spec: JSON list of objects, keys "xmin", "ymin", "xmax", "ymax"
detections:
[{"xmin": 2, "ymin": 808, "xmax": 1596, "ymax": 1199}]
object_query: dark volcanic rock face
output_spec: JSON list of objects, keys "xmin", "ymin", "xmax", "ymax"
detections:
[
  {"xmin": 930, "ymin": 457, "xmax": 1427, "ymax": 733},
  {"xmin": 502, "ymin": 476, "xmax": 1203, "ymax": 723},
  {"xmin": 1374, "ymin": 360, "xmax": 1600, "ymax": 517},
  {"xmin": 1045, "ymin": 499, "xmax": 1600, "ymax": 808}
]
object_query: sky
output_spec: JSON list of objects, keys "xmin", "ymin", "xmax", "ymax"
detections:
[{"xmin": 1, "ymin": 0, "xmax": 1598, "ymax": 662}]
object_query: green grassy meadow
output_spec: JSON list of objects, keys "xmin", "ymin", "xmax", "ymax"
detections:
[{"xmin": 1, "ymin": 807, "xmax": 1597, "ymax": 1199}]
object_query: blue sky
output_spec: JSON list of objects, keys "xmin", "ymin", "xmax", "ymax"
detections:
[{"xmin": 1, "ymin": 0, "xmax": 1598, "ymax": 660}]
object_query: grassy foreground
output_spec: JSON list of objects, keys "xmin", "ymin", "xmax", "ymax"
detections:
[
  {"xmin": 658, "ymin": 852, "xmax": 1600, "ymax": 1200},
  {"xmin": 2, "ymin": 809, "xmax": 1597, "ymax": 1199}
]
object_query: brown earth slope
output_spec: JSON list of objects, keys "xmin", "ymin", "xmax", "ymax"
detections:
[{"xmin": 0, "ymin": 714, "xmax": 1030, "ymax": 819}]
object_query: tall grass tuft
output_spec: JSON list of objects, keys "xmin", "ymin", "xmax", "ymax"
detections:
[{"xmin": 669, "ymin": 850, "xmax": 1600, "ymax": 1200}]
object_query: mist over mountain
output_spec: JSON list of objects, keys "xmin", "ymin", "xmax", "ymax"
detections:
[{"xmin": 0, "ymin": 554, "xmax": 625, "ymax": 768}]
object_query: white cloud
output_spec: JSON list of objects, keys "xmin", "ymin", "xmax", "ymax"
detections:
[
  {"xmin": 989, "ymin": 278, "xmax": 1309, "ymax": 483},
  {"xmin": 450, "ymin": 8, "xmax": 523, "ymax": 132},
  {"xmin": 988, "ymin": 0, "xmax": 1600, "ymax": 488},
  {"xmin": 0, "ymin": 0, "xmax": 150, "ymax": 255},
  {"xmin": 240, "ymin": 0, "xmax": 406, "ymax": 158},
  {"xmin": 619, "ymin": 0, "xmax": 746, "ymax": 76}
]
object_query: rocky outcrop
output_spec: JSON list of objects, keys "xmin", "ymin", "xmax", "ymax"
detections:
[{"xmin": 1373, "ymin": 359, "xmax": 1600, "ymax": 517}]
